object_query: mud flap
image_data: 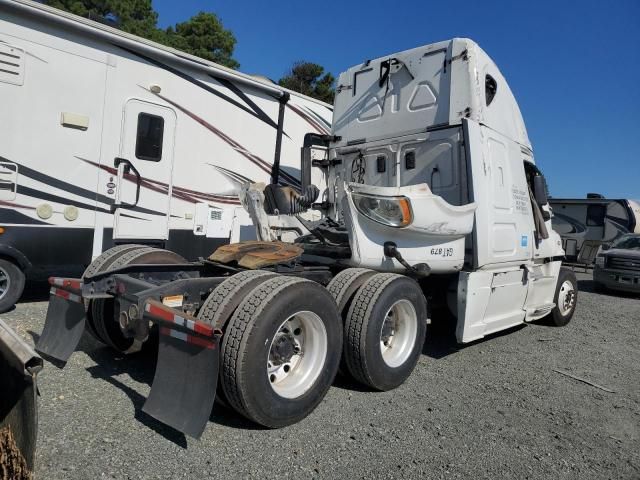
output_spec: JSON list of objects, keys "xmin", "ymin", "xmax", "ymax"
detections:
[
  {"xmin": 142, "ymin": 300, "xmax": 220, "ymax": 439},
  {"xmin": 35, "ymin": 282, "xmax": 86, "ymax": 363}
]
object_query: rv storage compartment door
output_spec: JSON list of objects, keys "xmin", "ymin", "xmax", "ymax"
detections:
[{"xmin": 114, "ymin": 100, "xmax": 176, "ymax": 240}]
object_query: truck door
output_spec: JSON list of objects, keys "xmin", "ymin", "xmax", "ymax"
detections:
[
  {"xmin": 455, "ymin": 119, "xmax": 535, "ymax": 343},
  {"xmin": 463, "ymin": 119, "xmax": 533, "ymax": 268},
  {"xmin": 113, "ymin": 100, "xmax": 176, "ymax": 240}
]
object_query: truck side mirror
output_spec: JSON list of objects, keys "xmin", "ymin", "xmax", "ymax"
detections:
[
  {"xmin": 533, "ymin": 175, "xmax": 548, "ymax": 206},
  {"xmin": 601, "ymin": 243, "xmax": 610, "ymax": 251}
]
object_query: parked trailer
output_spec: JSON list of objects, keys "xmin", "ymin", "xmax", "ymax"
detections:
[
  {"xmin": 35, "ymin": 39, "xmax": 578, "ymax": 439},
  {"xmin": 0, "ymin": 0, "xmax": 331, "ymax": 312},
  {"xmin": 549, "ymin": 196, "xmax": 640, "ymax": 262}
]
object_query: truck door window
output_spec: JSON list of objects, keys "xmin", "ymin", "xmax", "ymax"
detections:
[
  {"xmin": 135, "ymin": 113, "xmax": 164, "ymax": 161},
  {"xmin": 586, "ymin": 205, "xmax": 606, "ymax": 226}
]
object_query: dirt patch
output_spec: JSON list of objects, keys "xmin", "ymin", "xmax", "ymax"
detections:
[{"xmin": 0, "ymin": 426, "xmax": 32, "ymax": 480}]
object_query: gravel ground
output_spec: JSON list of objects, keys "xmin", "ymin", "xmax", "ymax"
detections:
[{"xmin": 2, "ymin": 272, "xmax": 639, "ymax": 479}]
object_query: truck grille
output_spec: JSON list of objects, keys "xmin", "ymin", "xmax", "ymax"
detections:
[{"xmin": 607, "ymin": 256, "xmax": 640, "ymax": 272}]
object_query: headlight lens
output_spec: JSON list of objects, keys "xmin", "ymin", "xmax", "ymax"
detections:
[
  {"xmin": 351, "ymin": 193, "xmax": 413, "ymax": 227},
  {"xmin": 595, "ymin": 255, "xmax": 605, "ymax": 267}
]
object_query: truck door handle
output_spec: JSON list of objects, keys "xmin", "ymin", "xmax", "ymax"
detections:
[{"xmin": 110, "ymin": 157, "xmax": 142, "ymax": 213}]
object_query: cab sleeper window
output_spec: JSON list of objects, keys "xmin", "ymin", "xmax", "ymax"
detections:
[
  {"xmin": 135, "ymin": 113, "xmax": 164, "ymax": 161},
  {"xmin": 485, "ymin": 74, "xmax": 497, "ymax": 106}
]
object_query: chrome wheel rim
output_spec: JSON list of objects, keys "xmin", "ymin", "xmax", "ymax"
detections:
[
  {"xmin": 379, "ymin": 299, "xmax": 418, "ymax": 368},
  {"xmin": 267, "ymin": 311, "xmax": 327, "ymax": 399},
  {"xmin": 0, "ymin": 266, "xmax": 10, "ymax": 301},
  {"xmin": 558, "ymin": 280, "xmax": 576, "ymax": 316}
]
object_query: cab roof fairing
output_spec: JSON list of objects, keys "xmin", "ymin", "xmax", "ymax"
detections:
[
  {"xmin": 452, "ymin": 39, "xmax": 532, "ymax": 152},
  {"xmin": 332, "ymin": 38, "xmax": 532, "ymax": 153}
]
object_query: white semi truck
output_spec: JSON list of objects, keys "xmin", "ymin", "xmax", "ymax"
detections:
[{"xmin": 35, "ymin": 38, "xmax": 578, "ymax": 439}]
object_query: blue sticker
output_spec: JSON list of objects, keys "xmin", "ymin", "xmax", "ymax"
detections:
[{"xmin": 521, "ymin": 235, "xmax": 528, "ymax": 247}]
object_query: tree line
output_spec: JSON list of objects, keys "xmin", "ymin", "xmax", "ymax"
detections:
[{"xmin": 43, "ymin": 0, "xmax": 335, "ymax": 103}]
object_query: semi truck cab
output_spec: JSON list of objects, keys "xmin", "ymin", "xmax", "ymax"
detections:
[{"xmin": 298, "ymin": 38, "xmax": 570, "ymax": 342}]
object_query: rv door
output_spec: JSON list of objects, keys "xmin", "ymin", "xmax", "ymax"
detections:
[{"xmin": 113, "ymin": 100, "xmax": 176, "ymax": 240}]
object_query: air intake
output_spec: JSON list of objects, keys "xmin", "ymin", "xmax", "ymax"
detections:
[{"xmin": 0, "ymin": 44, "xmax": 25, "ymax": 86}]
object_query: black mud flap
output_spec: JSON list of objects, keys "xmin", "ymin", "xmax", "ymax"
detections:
[
  {"xmin": 142, "ymin": 300, "xmax": 220, "ymax": 439},
  {"xmin": 35, "ymin": 282, "xmax": 86, "ymax": 363}
]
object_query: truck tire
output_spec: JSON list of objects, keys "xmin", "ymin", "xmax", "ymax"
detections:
[
  {"xmin": 197, "ymin": 270, "xmax": 278, "ymax": 329},
  {"xmin": 91, "ymin": 248, "xmax": 186, "ymax": 351},
  {"xmin": 326, "ymin": 268, "xmax": 375, "ymax": 375},
  {"xmin": 344, "ymin": 273, "xmax": 427, "ymax": 391},
  {"xmin": 220, "ymin": 275, "xmax": 342, "ymax": 428},
  {"xmin": 0, "ymin": 258, "xmax": 25, "ymax": 313},
  {"xmin": 82, "ymin": 244, "xmax": 147, "ymax": 280},
  {"xmin": 197, "ymin": 270, "xmax": 278, "ymax": 407},
  {"xmin": 326, "ymin": 268, "xmax": 375, "ymax": 316},
  {"xmin": 547, "ymin": 268, "xmax": 578, "ymax": 327},
  {"xmin": 83, "ymin": 244, "xmax": 148, "ymax": 342}
]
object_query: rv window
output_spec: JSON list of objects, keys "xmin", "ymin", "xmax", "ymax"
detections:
[
  {"xmin": 586, "ymin": 204, "xmax": 606, "ymax": 226},
  {"xmin": 135, "ymin": 113, "xmax": 164, "ymax": 161}
]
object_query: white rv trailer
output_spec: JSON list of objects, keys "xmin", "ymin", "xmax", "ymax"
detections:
[
  {"xmin": 549, "ymin": 196, "xmax": 640, "ymax": 261},
  {"xmin": 0, "ymin": 0, "xmax": 332, "ymax": 310}
]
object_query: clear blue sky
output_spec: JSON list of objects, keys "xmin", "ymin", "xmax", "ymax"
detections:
[{"xmin": 154, "ymin": 0, "xmax": 640, "ymax": 199}]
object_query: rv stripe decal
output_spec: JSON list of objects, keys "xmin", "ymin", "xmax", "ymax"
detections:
[
  {"xmin": 2, "ymin": 155, "xmax": 183, "ymax": 216},
  {"xmin": 149, "ymin": 91, "xmax": 301, "ymax": 189},
  {"xmin": 207, "ymin": 164, "xmax": 253, "ymax": 185},
  {"xmin": 305, "ymin": 106, "xmax": 332, "ymax": 129},
  {"xmin": 16, "ymin": 181, "xmax": 167, "ymax": 218},
  {"xmin": 0, "ymin": 206, "xmax": 51, "ymax": 225},
  {"xmin": 0, "ymin": 155, "xmax": 115, "ymax": 206},
  {"xmin": 287, "ymin": 103, "xmax": 330, "ymax": 135},
  {"xmin": 208, "ymin": 74, "xmax": 290, "ymax": 139},
  {"xmin": 118, "ymin": 46, "xmax": 281, "ymax": 132},
  {"xmin": 77, "ymin": 156, "xmax": 242, "ymax": 206}
]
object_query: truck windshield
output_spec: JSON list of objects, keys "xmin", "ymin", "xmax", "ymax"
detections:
[{"xmin": 611, "ymin": 235, "xmax": 640, "ymax": 250}]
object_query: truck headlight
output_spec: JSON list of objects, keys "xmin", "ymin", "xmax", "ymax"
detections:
[
  {"xmin": 595, "ymin": 256, "xmax": 605, "ymax": 267},
  {"xmin": 351, "ymin": 192, "xmax": 413, "ymax": 227}
]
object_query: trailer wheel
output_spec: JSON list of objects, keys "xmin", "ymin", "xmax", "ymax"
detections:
[
  {"xmin": 197, "ymin": 270, "xmax": 278, "ymax": 329},
  {"xmin": 83, "ymin": 244, "xmax": 148, "ymax": 342},
  {"xmin": 546, "ymin": 268, "xmax": 578, "ymax": 327},
  {"xmin": 221, "ymin": 276, "xmax": 341, "ymax": 428},
  {"xmin": 0, "ymin": 258, "xmax": 26, "ymax": 313},
  {"xmin": 92, "ymin": 248, "xmax": 186, "ymax": 351},
  {"xmin": 327, "ymin": 268, "xmax": 375, "ymax": 316},
  {"xmin": 344, "ymin": 273, "xmax": 427, "ymax": 391}
]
